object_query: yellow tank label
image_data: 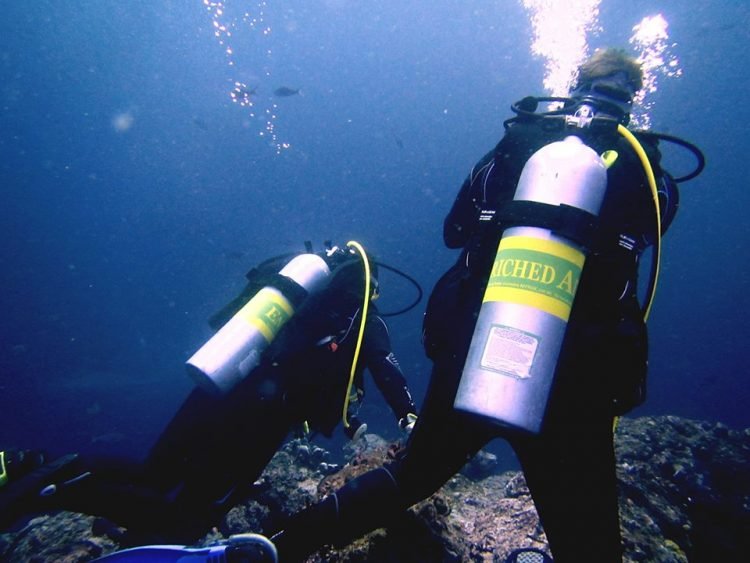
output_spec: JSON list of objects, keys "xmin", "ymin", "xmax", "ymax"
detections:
[
  {"xmin": 483, "ymin": 236, "xmax": 585, "ymax": 321},
  {"xmin": 238, "ymin": 287, "xmax": 294, "ymax": 342}
]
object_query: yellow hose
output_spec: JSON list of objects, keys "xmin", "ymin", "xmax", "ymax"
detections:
[
  {"xmin": 613, "ymin": 125, "xmax": 663, "ymax": 434},
  {"xmin": 616, "ymin": 124, "xmax": 662, "ymax": 321},
  {"xmin": 341, "ymin": 241, "xmax": 371, "ymax": 428}
]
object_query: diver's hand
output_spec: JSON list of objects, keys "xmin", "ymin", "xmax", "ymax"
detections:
[
  {"xmin": 344, "ymin": 416, "xmax": 368, "ymax": 441},
  {"xmin": 350, "ymin": 423, "xmax": 368, "ymax": 442},
  {"xmin": 399, "ymin": 413, "xmax": 418, "ymax": 434}
]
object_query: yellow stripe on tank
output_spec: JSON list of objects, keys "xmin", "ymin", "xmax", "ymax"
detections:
[
  {"xmin": 498, "ymin": 236, "xmax": 584, "ymax": 267},
  {"xmin": 483, "ymin": 235, "xmax": 586, "ymax": 321},
  {"xmin": 484, "ymin": 286, "xmax": 574, "ymax": 321},
  {"xmin": 238, "ymin": 287, "xmax": 294, "ymax": 342}
]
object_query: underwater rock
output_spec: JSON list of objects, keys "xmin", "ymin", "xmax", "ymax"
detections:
[
  {"xmin": 0, "ymin": 513, "xmax": 118, "ymax": 563},
  {"xmin": 318, "ymin": 437, "xmax": 398, "ymax": 499},
  {"xmin": 615, "ymin": 416, "xmax": 750, "ymax": 562},
  {"xmin": 1, "ymin": 416, "xmax": 748, "ymax": 562},
  {"xmin": 460, "ymin": 448, "xmax": 499, "ymax": 481}
]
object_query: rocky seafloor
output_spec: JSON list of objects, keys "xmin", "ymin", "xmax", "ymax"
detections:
[{"xmin": 1, "ymin": 415, "xmax": 749, "ymax": 562}]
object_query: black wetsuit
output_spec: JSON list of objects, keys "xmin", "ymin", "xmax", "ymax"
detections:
[
  {"xmin": 0, "ymin": 273, "xmax": 416, "ymax": 544},
  {"xmin": 272, "ymin": 118, "xmax": 679, "ymax": 562}
]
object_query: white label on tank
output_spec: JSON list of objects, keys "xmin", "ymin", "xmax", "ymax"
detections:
[{"xmin": 480, "ymin": 325, "xmax": 539, "ymax": 379}]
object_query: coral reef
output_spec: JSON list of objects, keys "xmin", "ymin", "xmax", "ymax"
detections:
[{"xmin": 1, "ymin": 416, "xmax": 748, "ymax": 562}]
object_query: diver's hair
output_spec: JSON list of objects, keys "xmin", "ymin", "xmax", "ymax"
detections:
[{"xmin": 574, "ymin": 48, "xmax": 644, "ymax": 92}]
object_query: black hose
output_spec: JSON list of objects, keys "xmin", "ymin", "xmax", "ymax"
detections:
[
  {"xmin": 634, "ymin": 131, "xmax": 706, "ymax": 183},
  {"xmin": 374, "ymin": 261, "xmax": 424, "ymax": 317}
]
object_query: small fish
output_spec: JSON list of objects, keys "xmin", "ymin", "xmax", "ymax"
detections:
[
  {"xmin": 391, "ymin": 129, "xmax": 404, "ymax": 149},
  {"xmin": 223, "ymin": 250, "xmax": 246, "ymax": 261},
  {"xmin": 273, "ymin": 86, "xmax": 301, "ymax": 97}
]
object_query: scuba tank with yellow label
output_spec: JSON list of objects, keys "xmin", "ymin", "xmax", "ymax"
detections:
[
  {"xmin": 454, "ymin": 89, "xmax": 703, "ymax": 435},
  {"xmin": 453, "ymin": 135, "xmax": 610, "ymax": 434},
  {"xmin": 186, "ymin": 253, "xmax": 331, "ymax": 395}
]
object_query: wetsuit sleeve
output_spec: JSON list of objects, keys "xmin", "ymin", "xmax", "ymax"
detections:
[
  {"xmin": 443, "ymin": 150, "xmax": 496, "ymax": 249},
  {"xmin": 361, "ymin": 314, "xmax": 416, "ymax": 421}
]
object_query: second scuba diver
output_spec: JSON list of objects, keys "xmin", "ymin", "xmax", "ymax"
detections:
[{"xmin": 0, "ymin": 241, "xmax": 418, "ymax": 546}]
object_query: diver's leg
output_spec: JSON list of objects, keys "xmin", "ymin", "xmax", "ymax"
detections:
[
  {"xmin": 0, "ymin": 452, "xmax": 177, "ymax": 544},
  {"xmin": 144, "ymin": 386, "xmax": 229, "ymax": 490},
  {"xmin": 1, "ymin": 389, "xmax": 241, "ymax": 544},
  {"xmin": 142, "ymin": 366, "xmax": 292, "ymax": 541},
  {"xmin": 510, "ymin": 322, "xmax": 626, "ymax": 563},
  {"xmin": 272, "ymin": 359, "xmax": 493, "ymax": 561},
  {"xmin": 512, "ymin": 416, "xmax": 621, "ymax": 563},
  {"xmin": 149, "ymin": 363, "xmax": 290, "ymax": 485}
]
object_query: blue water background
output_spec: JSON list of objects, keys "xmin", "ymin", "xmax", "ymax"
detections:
[{"xmin": 1, "ymin": 1, "xmax": 748, "ymax": 468}]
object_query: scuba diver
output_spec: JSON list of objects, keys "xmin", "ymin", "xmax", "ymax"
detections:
[
  {"xmin": 0, "ymin": 241, "xmax": 419, "ymax": 548},
  {"xmin": 265, "ymin": 49, "xmax": 705, "ymax": 562}
]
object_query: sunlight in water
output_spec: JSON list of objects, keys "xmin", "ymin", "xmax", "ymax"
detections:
[
  {"xmin": 629, "ymin": 14, "xmax": 681, "ymax": 129},
  {"xmin": 521, "ymin": 0, "xmax": 602, "ymax": 96},
  {"xmin": 520, "ymin": 2, "xmax": 679, "ymax": 129},
  {"xmin": 203, "ymin": 0, "xmax": 290, "ymax": 153}
]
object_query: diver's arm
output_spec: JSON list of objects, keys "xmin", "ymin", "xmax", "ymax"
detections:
[
  {"xmin": 361, "ymin": 315, "xmax": 416, "ymax": 422},
  {"xmin": 443, "ymin": 150, "xmax": 496, "ymax": 249}
]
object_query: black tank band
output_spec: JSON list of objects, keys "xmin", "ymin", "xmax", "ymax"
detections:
[
  {"xmin": 262, "ymin": 273, "xmax": 309, "ymax": 308},
  {"xmin": 496, "ymin": 200, "xmax": 601, "ymax": 251}
]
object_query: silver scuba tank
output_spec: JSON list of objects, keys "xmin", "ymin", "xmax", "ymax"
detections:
[
  {"xmin": 186, "ymin": 253, "xmax": 331, "ymax": 395},
  {"xmin": 453, "ymin": 135, "xmax": 609, "ymax": 434}
]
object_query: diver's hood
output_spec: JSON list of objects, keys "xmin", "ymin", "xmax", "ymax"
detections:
[{"xmin": 569, "ymin": 71, "xmax": 638, "ymax": 124}]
